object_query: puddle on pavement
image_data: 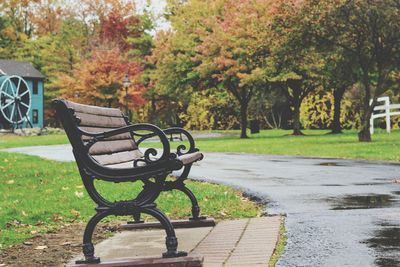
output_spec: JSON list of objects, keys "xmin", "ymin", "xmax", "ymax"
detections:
[
  {"xmin": 269, "ymin": 159, "xmax": 289, "ymax": 163},
  {"xmin": 318, "ymin": 162, "xmax": 344, "ymax": 167},
  {"xmin": 363, "ymin": 223, "xmax": 400, "ymax": 267},
  {"xmin": 327, "ymin": 194, "xmax": 398, "ymax": 210},
  {"xmin": 353, "ymin": 182, "xmax": 389, "ymax": 186}
]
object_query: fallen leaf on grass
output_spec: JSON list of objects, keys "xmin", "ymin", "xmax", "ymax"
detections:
[
  {"xmin": 6, "ymin": 180, "xmax": 14, "ymax": 184},
  {"xmin": 70, "ymin": 209, "xmax": 80, "ymax": 217},
  {"xmin": 51, "ymin": 214, "xmax": 64, "ymax": 222},
  {"xmin": 75, "ymin": 191, "xmax": 84, "ymax": 198}
]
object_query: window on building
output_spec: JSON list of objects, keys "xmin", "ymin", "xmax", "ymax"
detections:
[
  {"xmin": 32, "ymin": 109, "xmax": 39, "ymax": 124},
  {"xmin": 33, "ymin": 80, "xmax": 38, "ymax": 95}
]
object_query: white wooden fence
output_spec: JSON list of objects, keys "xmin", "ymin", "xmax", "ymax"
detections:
[{"xmin": 370, "ymin": 96, "xmax": 400, "ymax": 134}]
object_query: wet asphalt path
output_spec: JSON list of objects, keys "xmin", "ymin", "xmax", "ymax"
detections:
[{"xmin": 4, "ymin": 145, "xmax": 400, "ymax": 267}]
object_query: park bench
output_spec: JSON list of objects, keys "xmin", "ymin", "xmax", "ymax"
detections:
[{"xmin": 53, "ymin": 99, "xmax": 212, "ymax": 265}]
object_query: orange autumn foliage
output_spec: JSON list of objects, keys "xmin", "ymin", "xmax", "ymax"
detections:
[{"xmin": 57, "ymin": 48, "xmax": 146, "ymax": 110}]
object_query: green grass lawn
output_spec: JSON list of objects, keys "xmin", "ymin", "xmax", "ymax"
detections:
[
  {"xmin": 0, "ymin": 134, "xmax": 68, "ymax": 149},
  {"xmin": 1, "ymin": 129, "xmax": 399, "ymax": 161},
  {"xmin": 0, "ymin": 151, "xmax": 260, "ymax": 248},
  {"xmin": 192, "ymin": 129, "xmax": 400, "ymax": 161}
]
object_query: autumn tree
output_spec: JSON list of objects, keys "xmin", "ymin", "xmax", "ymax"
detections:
[
  {"xmin": 195, "ymin": 0, "xmax": 274, "ymax": 138},
  {"xmin": 148, "ymin": 0, "xmax": 225, "ymax": 126},
  {"xmin": 268, "ymin": 0, "xmax": 324, "ymax": 136},
  {"xmin": 57, "ymin": 48, "xmax": 146, "ymax": 112},
  {"xmin": 323, "ymin": 50, "xmax": 356, "ymax": 134},
  {"xmin": 303, "ymin": 0, "xmax": 400, "ymax": 141}
]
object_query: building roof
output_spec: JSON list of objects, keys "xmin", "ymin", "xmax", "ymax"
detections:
[{"xmin": 0, "ymin": 60, "xmax": 45, "ymax": 79}]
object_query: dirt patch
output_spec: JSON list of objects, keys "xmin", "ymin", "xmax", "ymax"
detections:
[{"xmin": 0, "ymin": 222, "xmax": 120, "ymax": 267}]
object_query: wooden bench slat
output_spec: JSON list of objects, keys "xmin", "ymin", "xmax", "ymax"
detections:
[
  {"xmin": 92, "ymin": 150, "xmax": 144, "ymax": 166},
  {"xmin": 75, "ymin": 112, "xmax": 128, "ymax": 128},
  {"xmin": 80, "ymin": 126, "xmax": 132, "ymax": 141},
  {"xmin": 89, "ymin": 139, "xmax": 138, "ymax": 156},
  {"xmin": 65, "ymin": 100, "xmax": 123, "ymax": 117}
]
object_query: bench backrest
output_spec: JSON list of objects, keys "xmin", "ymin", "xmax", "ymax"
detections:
[{"xmin": 54, "ymin": 100, "xmax": 143, "ymax": 167}]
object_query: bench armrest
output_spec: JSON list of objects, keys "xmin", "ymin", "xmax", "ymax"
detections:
[
  {"xmin": 78, "ymin": 123, "xmax": 172, "ymax": 165},
  {"xmin": 163, "ymin": 127, "xmax": 199, "ymax": 156}
]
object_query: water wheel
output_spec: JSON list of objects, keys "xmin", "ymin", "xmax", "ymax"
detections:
[{"xmin": 0, "ymin": 75, "xmax": 31, "ymax": 128}]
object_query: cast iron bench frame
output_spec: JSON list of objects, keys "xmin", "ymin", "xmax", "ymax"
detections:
[{"xmin": 53, "ymin": 99, "xmax": 207, "ymax": 264}]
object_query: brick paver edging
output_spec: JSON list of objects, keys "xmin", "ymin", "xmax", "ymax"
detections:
[{"xmin": 193, "ymin": 216, "xmax": 281, "ymax": 267}]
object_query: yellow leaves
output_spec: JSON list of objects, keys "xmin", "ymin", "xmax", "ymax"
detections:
[
  {"xmin": 6, "ymin": 180, "xmax": 15, "ymax": 184},
  {"xmin": 74, "ymin": 191, "xmax": 84, "ymax": 198},
  {"xmin": 70, "ymin": 209, "xmax": 80, "ymax": 218},
  {"xmin": 51, "ymin": 214, "xmax": 64, "ymax": 222}
]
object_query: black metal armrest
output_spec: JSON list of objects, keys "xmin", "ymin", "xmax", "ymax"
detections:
[
  {"xmin": 77, "ymin": 123, "xmax": 172, "ymax": 164},
  {"xmin": 163, "ymin": 127, "xmax": 199, "ymax": 156}
]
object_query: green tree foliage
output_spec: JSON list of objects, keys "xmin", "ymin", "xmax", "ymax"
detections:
[
  {"xmin": 151, "ymin": 0, "xmax": 274, "ymax": 137},
  {"xmin": 300, "ymin": 89, "xmax": 361, "ymax": 130},
  {"xmin": 195, "ymin": 0, "xmax": 274, "ymax": 138},
  {"xmin": 181, "ymin": 90, "xmax": 240, "ymax": 130},
  {"xmin": 268, "ymin": 0, "xmax": 325, "ymax": 135},
  {"xmin": 322, "ymin": 50, "xmax": 357, "ymax": 133},
  {"xmin": 302, "ymin": 0, "xmax": 400, "ymax": 141}
]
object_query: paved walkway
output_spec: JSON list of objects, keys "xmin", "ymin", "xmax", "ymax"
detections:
[
  {"xmin": 5, "ymin": 144, "xmax": 400, "ymax": 266},
  {"xmin": 70, "ymin": 217, "xmax": 281, "ymax": 267}
]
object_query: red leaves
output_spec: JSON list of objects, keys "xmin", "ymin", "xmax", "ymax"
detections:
[{"xmin": 99, "ymin": 5, "xmax": 141, "ymax": 52}]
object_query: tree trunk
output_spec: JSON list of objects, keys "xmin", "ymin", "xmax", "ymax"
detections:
[
  {"xmin": 358, "ymin": 69, "xmax": 372, "ymax": 142},
  {"xmin": 331, "ymin": 87, "xmax": 345, "ymax": 134},
  {"xmin": 240, "ymin": 101, "xmax": 248, "ymax": 139},
  {"xmin": 292, "ymin": 87, "xmax": 303, "ymax": 136},
  {"xmin": 358, "ymin": 126, "xmax": 371, "ymax": 142}
]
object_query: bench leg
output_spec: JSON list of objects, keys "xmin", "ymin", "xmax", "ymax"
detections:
[
  {"xmin": 76, "ymin": 211, "xmax": 111, "ymax": 264},
  {"xmin": 175, "ymin": 165, "xmax": 206, "ymax": 220},
  {"xmin": 127, "ymin": 181, "xmax": 163, "ymax": 224},
  {"xmin": 141, "ymin": 206, "xmax": 187, "ymax": 258},
  {"xmin": 178, "ymin": 185, "xmax": 205, "ymax": 220},
  {"xmin": 132, "ymin": 211, "xmax": 144, "ymax": 223}
]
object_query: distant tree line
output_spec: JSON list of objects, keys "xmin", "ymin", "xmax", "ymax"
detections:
[{"xmin": 0, "ymin": 0, "xmax": 399, "ymax": 142}]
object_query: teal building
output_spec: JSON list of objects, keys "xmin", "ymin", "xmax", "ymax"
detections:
[{"xmin": 0, "ymin": 60, "xmax": 45, "ymax": 129}]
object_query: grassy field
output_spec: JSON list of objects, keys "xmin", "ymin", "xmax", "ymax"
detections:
[
  {"xmin": 1, "ymin": 129, "xmax": 400, "ymax": 161},
  {"xmin": 192, "ymin": 129, "xmax": 400, "ymax": 161},
  {"xmin": 0, "ymin": 134, "xmax": 68, "ymax": 149},
  {"xmin": 0, "ymin": 151, "xmax": 260, "ymax": 248}
]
